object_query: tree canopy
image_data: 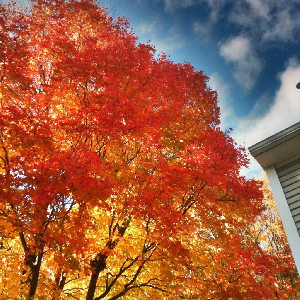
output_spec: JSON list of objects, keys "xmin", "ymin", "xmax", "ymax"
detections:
[{"xmin": 0, "ymin": 0, "xmax": 299, "ymax": 299}]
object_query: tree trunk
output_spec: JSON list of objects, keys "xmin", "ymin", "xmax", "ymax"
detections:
[
  {"xmin": 86, "ymin": 270, "xmax": 100, "ymax": 300},
  {"xmin": 86, "ymin": 253, "xmax": 107, "ymax": 300},
  {"xmin": 28, "ymin": 268, "xmax": 39, "ymax": 298},
  {"xmin": 86, "ymin": 217, "xmax": 131, "ymax": 299},
  {"xmin": 19, "ymin": 231, "xmax": 44, "ymax": 299}
]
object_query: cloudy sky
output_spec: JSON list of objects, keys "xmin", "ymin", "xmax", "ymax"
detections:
[
  {"xmin": 103, "ymin": 0, "xmax": 300, "ymax": 176},
  {"xmin": 2, "ymin": 0, "xmax": 300, "ymax": 176}
]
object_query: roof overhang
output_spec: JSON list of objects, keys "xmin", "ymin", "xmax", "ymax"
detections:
[{"xmin": 249, "ymin": 122, "xmax": 300, "ymax": 169}]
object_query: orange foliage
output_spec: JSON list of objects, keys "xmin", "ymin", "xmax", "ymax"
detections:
[{"xmin": 0, "ymin": 1, "xmax": 299, "ymax": 299}]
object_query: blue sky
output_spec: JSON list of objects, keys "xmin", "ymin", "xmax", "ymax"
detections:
[
  {"xmin": 103, "ymin": 0, "xmax": 300, "ymax": 176},
  {"xmin": 2, "ymin": 0, "xmax": 300, "ymax": 176}
]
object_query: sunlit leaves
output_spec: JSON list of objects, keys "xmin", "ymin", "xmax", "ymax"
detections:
[{"xmin": 0, "ymin": 0, "xmax": 299, "ymax": 299}]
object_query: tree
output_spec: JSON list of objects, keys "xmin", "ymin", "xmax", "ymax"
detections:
[
  {"xmin": 0, "ymin": 0, "xmax": 299, "ymax": 299},
  {"xmin": 250, "ymin": 173, "xmax": 300, "ymax": 299}
]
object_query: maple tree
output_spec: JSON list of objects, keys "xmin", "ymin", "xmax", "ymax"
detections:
[{"xmin": 0, "ymin": 0, "xmax": 299, "ymax": 299}]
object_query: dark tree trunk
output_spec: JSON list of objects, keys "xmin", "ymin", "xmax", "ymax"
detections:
[
  {"xmin": 86, "ymin": 253, "xmax": 107, "ymax": 300},
  {"xmin": 86, "ymin": 270, "xmax": 100, "ymax": 300},
  {"xmin": 19, "ymin": 231, "xmax": 44, "ymax": 299},
  {"xmin": 53, "ymin": 271, "xmax": 67, "ymax": 299},
  {"xmin": 86, "ymin": 217, "xmax": 131, "ymax": 300},
  {"xmin": 28, "ymin": 250, "xmax": 43, "ymax": 298}
]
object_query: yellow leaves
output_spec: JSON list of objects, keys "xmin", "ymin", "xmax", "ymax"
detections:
[
  {"xmin": 1, "ymin": 1, "xmax": 300, "ymax": 299},
  {"xmin": 0, "ymin": 235, "xmax": 26, "ymax": 297},
  {"xmin": 0, "ymin": 216, "xmax": 18, "ymax": 238}
]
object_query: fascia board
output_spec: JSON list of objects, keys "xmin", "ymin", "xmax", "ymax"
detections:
[{"xmin": 249, "ymin": 122, "xmax": 300, "ymax": 169}]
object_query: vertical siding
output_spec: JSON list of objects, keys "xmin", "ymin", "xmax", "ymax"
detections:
[{"xmin": 277, "ymin": 159, "xmax": 300, "ymax": 236}]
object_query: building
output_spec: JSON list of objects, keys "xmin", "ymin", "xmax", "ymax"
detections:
[{"xmin": 249, "ymin": 121, "xmax": 300, "ymax": 274}]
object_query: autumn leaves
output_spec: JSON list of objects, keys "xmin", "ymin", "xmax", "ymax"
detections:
[{"xmin": 0, "ymin": 0, "xmax": 299, "ymax": 299}]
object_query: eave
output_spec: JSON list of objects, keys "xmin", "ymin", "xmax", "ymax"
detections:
[{"xmin": 249, "ymin": 122, "xmax": 300, "ymax": 169}]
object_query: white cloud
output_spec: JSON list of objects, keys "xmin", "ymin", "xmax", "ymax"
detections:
[
  {"xmin": 245, "ymin": 0, "xmax": 270, "ymax": 20},
  {"xmin": 220, "ymin": 36, "xmax": 250, "ymax": 61},
  {"xmin": 262, "ymin": 9, "xmax": 298, "ymax": 42},
  {"xmin": 193, "ymin": 20, "xmax": 214, "ymax": 43},
  {"xmin": 149, "ymin": 34, "xmax": 185, "ymax": 54},
  {"xmin": 220, "ymin": 36, "xmax": 263, "ymax": 90},
  {"xmin": 232, "ymin": 58, "xmax": 300, "ymax": 176},
  {"xmin": 208, "ymin": 72, "xmax": 234, "ymax": 130},
  {"xmin": 192, "ymin": 0, "xmax": 227, "ymax": 42},
  {"xmin": 207, "ymin": 71, "xmax": 268, "ymax": 177},
  {"xmin": 139, "ymin": 19, "xmax": 159, "ymax": 35},
  {"xmin": 137, "ymin": 20, "xmax": 185, "ymax": 54},
  {"xmin": 205, "ymin": 0, "xmax": 228, "ymax": 22},
  {"xmin": 162, "ymin": 0, "xmax": 300, "ymax": 44},
  {"xmin": 207, "ymin": 72, "xmax": 264, "ymax": 178},
  {"xmin": 229, "ymin": 1, "xmax": 300, "ymax": 43},
  {"xmin": 248, "ymin": 92, "xmax": 271, "ymax": 118}
]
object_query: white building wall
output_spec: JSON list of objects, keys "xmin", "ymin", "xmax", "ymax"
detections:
[
  {"xmin": 266, "ymin": 165, "xmax": 300, "ymax": 274},
  {"xmin": 276, "ymin": 159, "xmax": 300, "ymax": 235}
]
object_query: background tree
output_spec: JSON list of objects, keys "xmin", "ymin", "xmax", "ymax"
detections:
[{"xmin": 0, "ymin": 0, "xmax": 299, "ymax": 299}]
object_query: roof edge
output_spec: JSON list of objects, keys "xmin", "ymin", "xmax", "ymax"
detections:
[{"xmin": 249, "ymin": 121, "xmax": 300, "ymax": 154}]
